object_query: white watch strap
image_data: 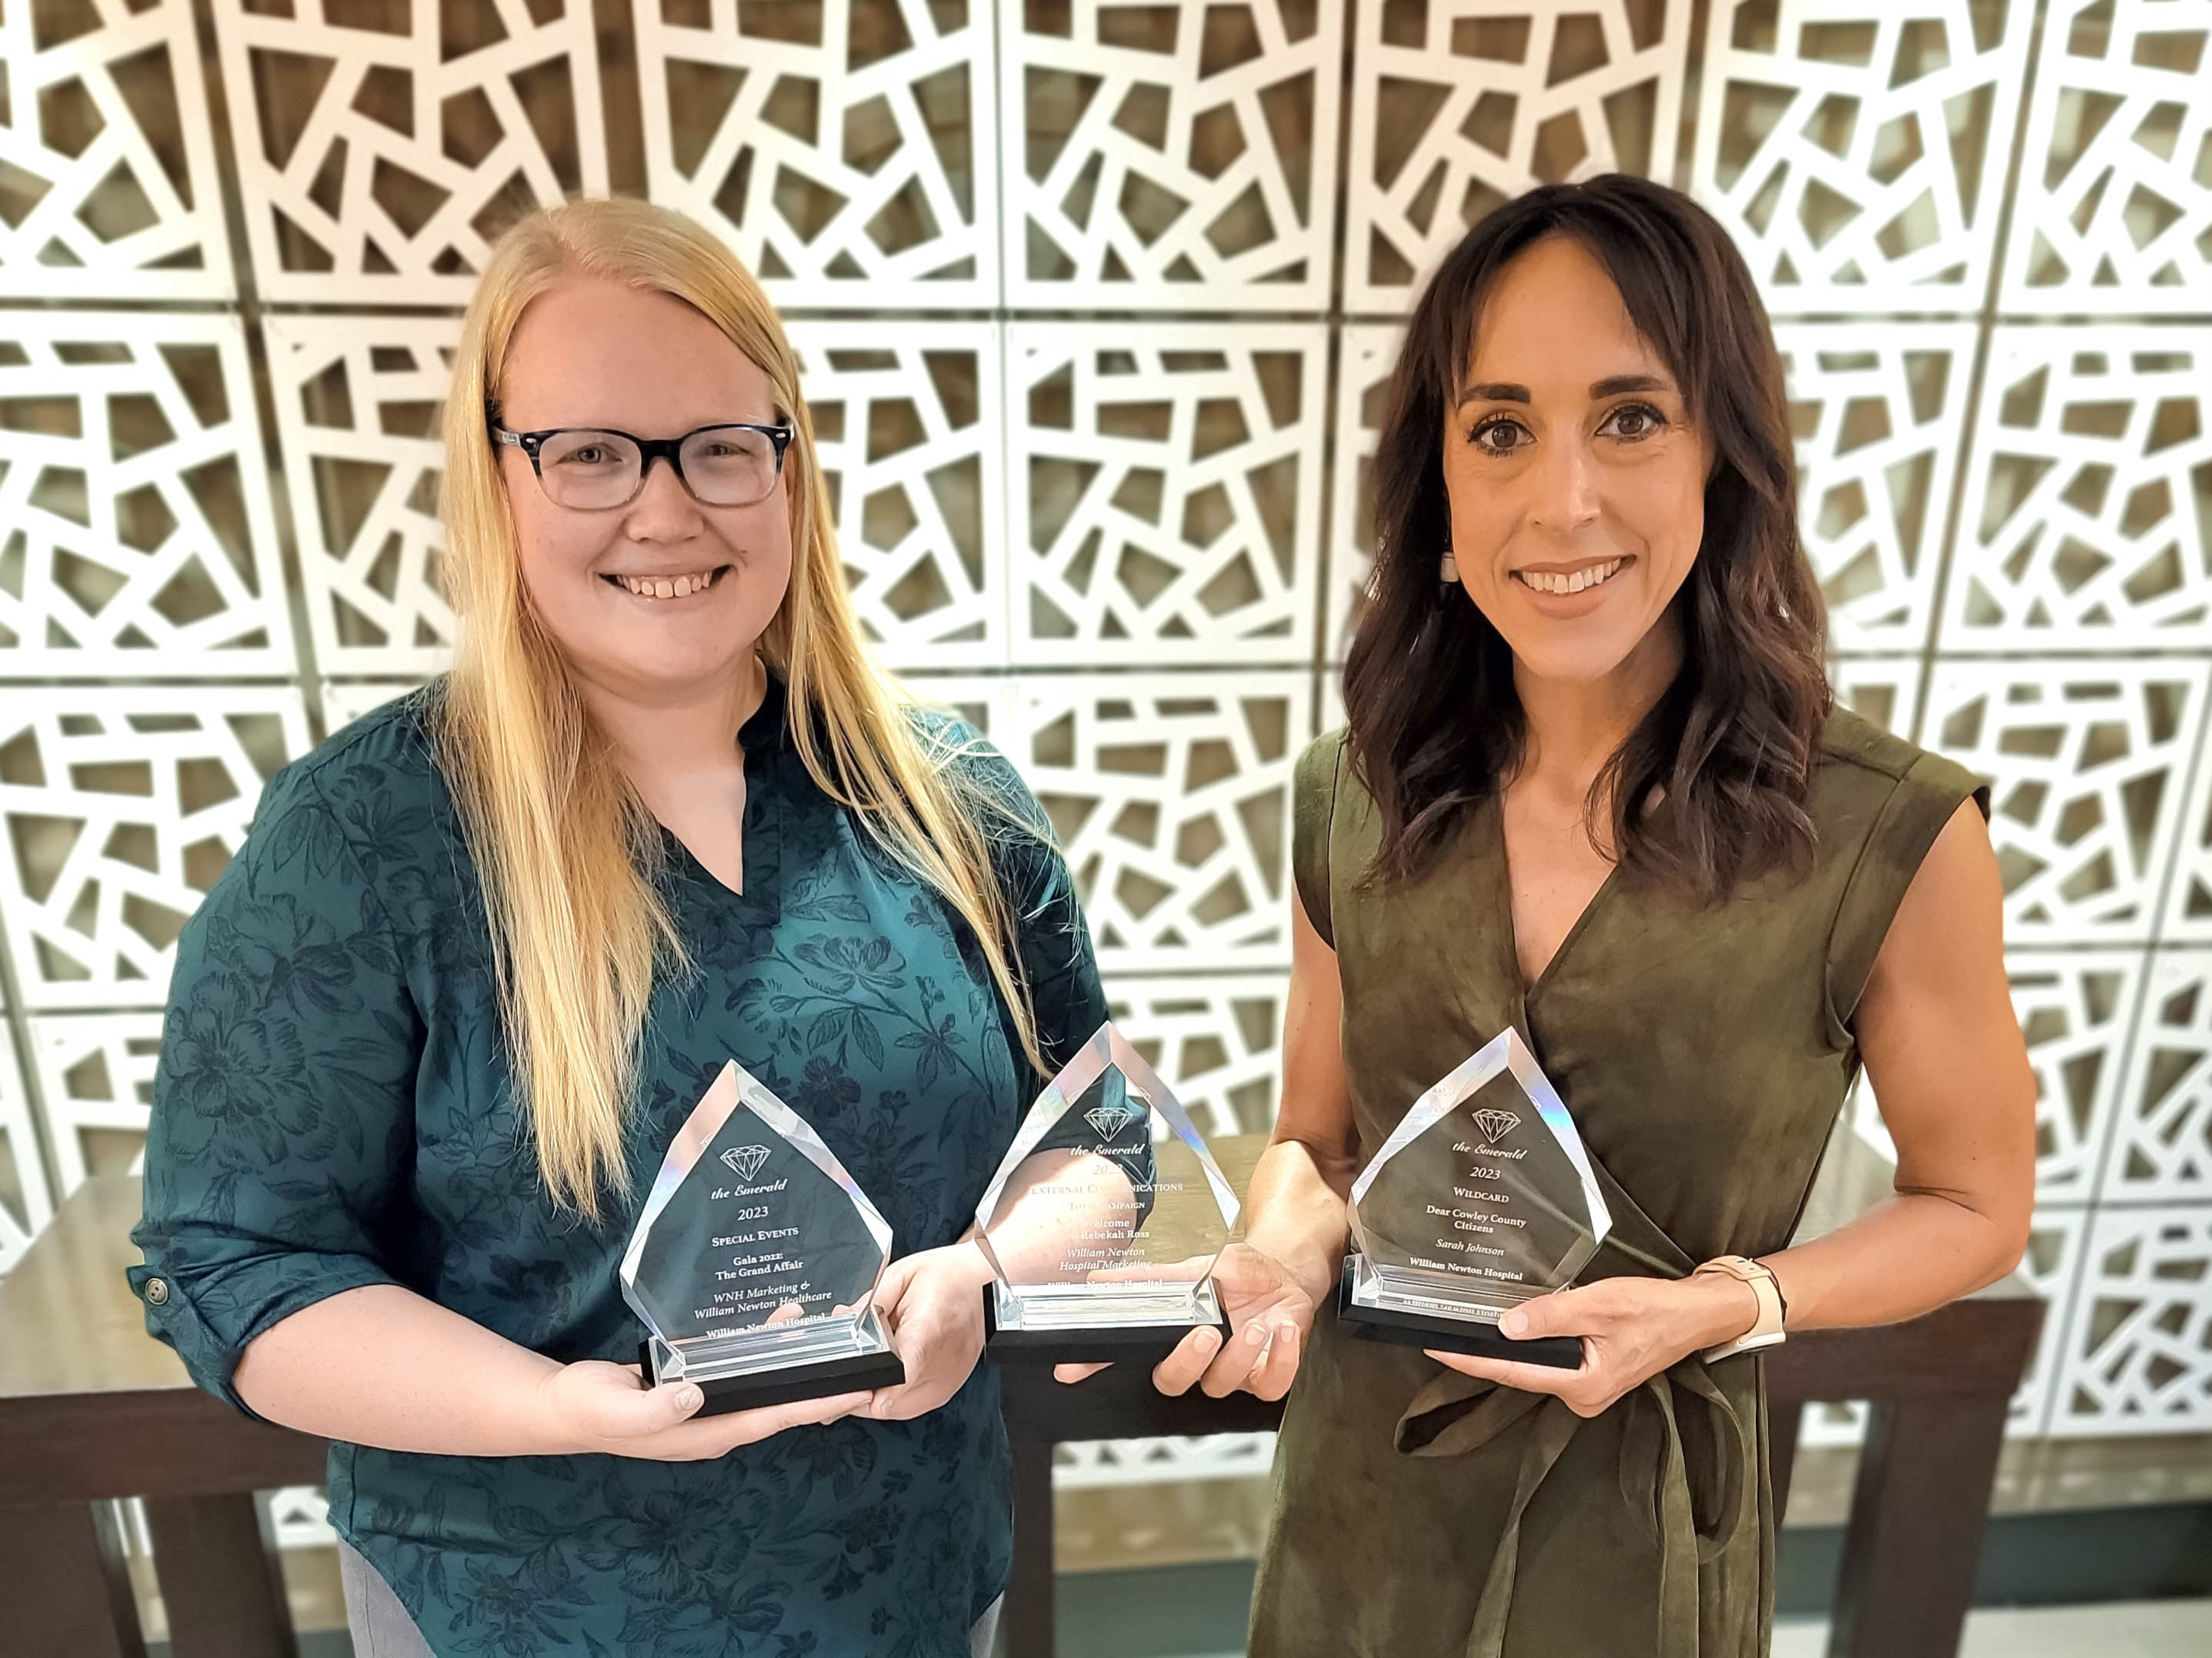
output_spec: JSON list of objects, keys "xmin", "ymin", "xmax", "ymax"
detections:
[{"xmin": 1697, "ymin": 1258, "xmax": 1786, "ymax": 1363}]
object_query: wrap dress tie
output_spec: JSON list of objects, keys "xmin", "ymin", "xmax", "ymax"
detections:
[{"xmin": 1247, "ymin": 709, "xmax": 1983, "ymax": 1658}]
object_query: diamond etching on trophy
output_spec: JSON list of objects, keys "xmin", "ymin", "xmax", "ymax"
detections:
[
  {"xmin": 1084, "ymin": 1104, "xmax": 1137, "ymax": 1141},
  {"xmin": 975, "ymin": 1022, "xmax": 1241, "ymax": 1366},
  {"xmin": 1472, "ymin": 1109, "xmax": 1521, "ymax": 1146},
  {"xmin": 721, "ymin": 1145, "xmax": 772, "ymax": 1183},
  {"xmin": 621, "ymin": 1062, "xmax": 904, "ymax": 1413},
  {"xmin": 1340, "ymin": 1029, "xmax": 1612, "ymax": 1370}
]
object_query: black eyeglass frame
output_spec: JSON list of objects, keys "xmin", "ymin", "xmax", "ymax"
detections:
[{"xmin": 489, "ymin": 419, "xmax": 796, "ymax": 508}]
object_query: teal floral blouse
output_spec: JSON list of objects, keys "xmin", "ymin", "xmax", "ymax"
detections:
[{"xmin": 129, "ymin": 675, "xmax": 1106, "ymax": 1657}]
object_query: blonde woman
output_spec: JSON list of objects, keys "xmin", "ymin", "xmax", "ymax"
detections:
[{"xmin": 129, "ymin": 199, "xmax": 1098, "ymax": 1656}]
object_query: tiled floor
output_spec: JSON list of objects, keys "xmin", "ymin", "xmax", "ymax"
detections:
[{"xmin": 1773, "ymin": 1600, "xmax": 2212, "ymax": 1658}]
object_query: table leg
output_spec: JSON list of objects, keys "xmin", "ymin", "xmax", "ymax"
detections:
[
  {"xmin": 1827, "ymin": 1394, "xmax": 2007, "ymax": 1658},
  {"xmin": 143, "ymin": 1492, "xmax": 299, "ymax": 1658},
  {"xmin": 1004, "ymin": 1437, "xmax": 1056, "ymax": 1657},
  {"xmin": 0, "ymin": 1500, "xmax": 145, "ymax": 1658}
]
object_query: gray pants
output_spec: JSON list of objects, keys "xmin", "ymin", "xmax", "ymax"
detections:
[
  {"xmin": 340, "ymin": 1539, "xmax": 1003, "ymax": 1656},
  {"xmin": 338, "ymin": 1541, "xmax": 435, "ymax": 1658}
]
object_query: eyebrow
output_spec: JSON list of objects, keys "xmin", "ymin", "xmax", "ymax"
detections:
[{"xmin": 1455, "ymin": 373, "xmax": 1675, "ymax": 407}]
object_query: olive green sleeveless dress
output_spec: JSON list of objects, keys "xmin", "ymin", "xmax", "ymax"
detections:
[{"xmin": 1247, "ymin": 708, "xmax": 1984, "ymax": 1658}]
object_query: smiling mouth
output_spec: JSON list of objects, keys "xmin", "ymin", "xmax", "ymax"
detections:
[
  {"xmin": 1512, "ymin": 558, "xmax": 1626, "ymax": 596},
  {"xmin": 601, "ymin": 565, "xmax": 730, "ymax": 600}
]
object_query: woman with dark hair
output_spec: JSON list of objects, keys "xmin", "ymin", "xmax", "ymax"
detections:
[{"xmin": 1109, "ymin": 176, "xmax": 2036, "ymax": 1653}]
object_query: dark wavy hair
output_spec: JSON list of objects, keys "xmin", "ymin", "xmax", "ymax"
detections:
[{"xmin": 1343, "ymin": 175, "xmax": 1830, "ymax": 903}]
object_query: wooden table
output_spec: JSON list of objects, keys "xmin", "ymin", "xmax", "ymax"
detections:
[
  {"xmin": 1, "ymin": 1139, "xmax": 2040, "ymax": 1658},
  {"xmin": 0, "ymin": 1176, "xmax": 327, "ymax": 1658}
]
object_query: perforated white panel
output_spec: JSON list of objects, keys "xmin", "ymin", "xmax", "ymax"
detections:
[
  {"xmin": 263, "ymin": 315, "xmax": 459, "ymax": 678},
  {"xmin": 25, "ymin": 1012, "xmax": 162, "ymax": 1197},
  {"xmin": 1780, "ymin": 323, "xmax": 1976, "ymax": 651},
  {"xmin": 1345, "ymin": 0, "xmax": 1689, "ymax": 313},
  {"xmin": 211, "ymin": 0, "xmax": 609, "ymax": 304},
  {"xmin": 318, "ymin": 680, "xmax": 426, "ymax": 737},
  {"xmin": 0, "ymin": 0, "xmax": 233, "ymax": 298},
  {"xmin": 1690, "ymin": 1, "xmax": 2032, "ymax": 312},
  {"xmin": 1921, "ymin": 660, "xmax": 2207, "ymax": 946},
  {"xmin": 1829, "ymin": 657, "xmax": 1923, "ymax": 738},
  {"xmin": 2052, "ymin": 1206, "xmax": 2212, "ymax": 1435},
  {"xmin": 1105, "ymin": 974, "xmax": 1285, "ymax": 1140},
  {"xmin": 792, "ymin": 323, "xmax": 1009, "ymax": 667},
  {"xmin": 0, "ymin": 1024, "xmax": 51, "ymax": 1276},
  {"xmin": 2163, "ymin": 729, "xmax": 2212, "ymax": 943},
  {"xmin": 2001, "ymin": 1, "xmax": 2212, "ymax": 315},
  {"xmin": 2007, "ymin": 1205, "xmax": 2093, "ymax": 1439},
  {"xmin": 0, "ymin": 315, "xmax": 293, "ymax": 676},
  {"xmin": 1003, "ymin": 0, "xmax": 1344, "ymax": 310},
  {"xmin": 1946, "ymin": 328, "xmax": 2212, "ymax": 651},
  {"xmin": 2007, "ymin": 952, "xmax": 2142, "ymax": 1202},
  {"xmin": 2102, "ymin": 952, "xmax": 2212, "ymax": 1204},
  {"xmin": 1013, "ymin": 674, "xmax": 1306, "ymax": 972},
  {"xmin": 1009, "ymin": 324, "xmax": 1326, "ymax": 665},
  {"xmin": 638, "ymin": 0, "xmax": 999, "ymax": 309},
  {"xmin": 0, "ymin": 690, "xmax": 312, "ymax": 1010},
  {"xmin": 1323, "ymin": 322, "xmax": 1400, "ymax": 662}
]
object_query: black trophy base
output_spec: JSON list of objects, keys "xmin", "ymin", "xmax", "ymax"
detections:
[
  {"xmin": 641, "ymin": 1342, "xmax": 906, "ymax": 1415},
  {"xmin": 1337, "ymin": 1260, "xmax": 1583, "ymax": 1370},
  {"xmin": 981, "ymin": 1288, "xmax": 1232, "ymax": 1369}
]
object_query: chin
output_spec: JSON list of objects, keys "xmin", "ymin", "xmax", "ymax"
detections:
[
  {"xmin": 582, "ymin": 633, "xmax": 752, "ymax": 694},
  {"xmin": 1503, "ymin": 632, "xmax": 1646, "ymax": 686}
]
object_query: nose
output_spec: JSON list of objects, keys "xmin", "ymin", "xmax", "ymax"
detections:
[
  {"xmin": 623, "ymin": 451, "xmax": 706, "ymax": 539},
  {"xmin": 1529, "ymin": 431, "xmax": 1600, "ymax": 534}
]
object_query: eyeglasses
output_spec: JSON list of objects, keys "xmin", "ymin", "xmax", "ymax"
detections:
[{"xmin": 490, "ymin": 420, "xmax": 795, "ymax": 510}]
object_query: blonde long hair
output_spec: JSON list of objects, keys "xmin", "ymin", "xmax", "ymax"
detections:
[{"xmin": 437, "ymin": 197, "xmax": 1042, "ymax": 1217}]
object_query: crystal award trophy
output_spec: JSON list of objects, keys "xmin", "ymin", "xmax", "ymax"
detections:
[
  {"xmin": 620, "ymin": 1060, "xmax": 906, "ymax": 1413},
  {"xmin": 1339, "ymin": 1029, "xmax": 1611, "ymax": 1370},
  {"xmin": 973, "ymin": 1022, "xmax": 1240, "ymax": 1365}
]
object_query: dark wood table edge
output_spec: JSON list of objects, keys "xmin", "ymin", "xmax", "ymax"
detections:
[{"xmin": 0, "ymin": 1388, "xmax": 329, "ymax": 1658}]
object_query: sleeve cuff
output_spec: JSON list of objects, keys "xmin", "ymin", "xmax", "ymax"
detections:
[{"xmin": 128, "ymin": 1253, "xmax": 402, "ymax": 1419}]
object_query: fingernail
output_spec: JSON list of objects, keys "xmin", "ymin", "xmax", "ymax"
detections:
[
  {"xmin": 676, "ymin": 1387, "xmax": 703, "ymax": 1413},
  {"xmin": 1500, "ymin": 1311, "xmax": 1526, "ymax": 1337},
  {"xmin": 1196, "ymin": 1329, "xmax": 1223, "ymax": 1357}
]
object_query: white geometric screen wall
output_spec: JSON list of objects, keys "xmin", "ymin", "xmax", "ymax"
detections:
[
  {"xmin": 1690, "ymin": 2, "xmax": 2035, "ymax": 309},
  {"xmin": 639, "ymin": 0, "xmax": 1001, "ymax": 309},
  {"xmin": 5, "ymin": 2, "xmax": 2211, "ymax": 1506},
  {"xmin": 0, "ymin": 0, "xmax": 234, "ymax": 298}
]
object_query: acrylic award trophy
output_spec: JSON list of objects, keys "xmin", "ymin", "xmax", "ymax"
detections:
[
  {"xmin": 973, "ymin": 1022, "xmax": 1241, "ymax": 1366},
  {"xmin": 1339, "ymin": 1028, "xmax": 1612, "ymax": 1370},
  {"xmin": 620, "ymin": 1060, "xmax": 906, "ymax": 1413}
]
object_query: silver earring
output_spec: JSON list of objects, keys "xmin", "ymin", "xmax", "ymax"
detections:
[{"xmin": 1439, "ymin": 551, "xmax": 1459, "ymax": 584}]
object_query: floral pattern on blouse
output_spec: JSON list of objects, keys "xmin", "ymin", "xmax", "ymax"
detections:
[{"xmin": 130, "ymin": 676, "xmax": 1107, "ymax": 1657}]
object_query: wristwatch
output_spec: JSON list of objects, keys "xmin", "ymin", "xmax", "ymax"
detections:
[{"xmin": 1693, "ymin": 1256, "xmax": 1787, "ymax": 1363}]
